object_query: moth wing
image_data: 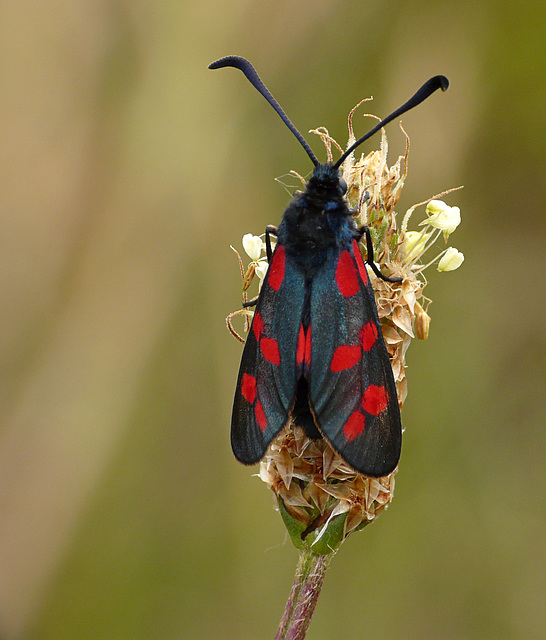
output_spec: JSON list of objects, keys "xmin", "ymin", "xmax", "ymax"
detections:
[
  {"xmin": 231, "ymin": 244, "xmax": 305, "ymax": 464},
  {"xmin": 308, "ymin": 240, "xmax": 402, "ymax": 476}
]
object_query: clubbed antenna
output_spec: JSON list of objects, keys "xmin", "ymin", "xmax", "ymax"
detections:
[
  {"xmin": 333, "ymin": 75, "xmax": 449, "ymax": 169},
  {"xmin": 209, "ymin": 55, "xmax": 319, "ymax": 167},
  {"xmin": 209, "ymin": 56, "xmax": 448, "ymax": 172}
]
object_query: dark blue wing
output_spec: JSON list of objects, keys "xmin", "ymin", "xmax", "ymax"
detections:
[
  {"xmin": 308, "ymin": 240, "xmax": 402, "ymax": 476},
  {"xmin": 231, "ymin": 244, "xmax": 306, "ymax": 464}
]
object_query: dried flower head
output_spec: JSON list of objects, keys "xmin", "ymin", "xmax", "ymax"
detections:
[{"xmin": 228, "ymin": 103, "xmax": 463, "ymax": 552}]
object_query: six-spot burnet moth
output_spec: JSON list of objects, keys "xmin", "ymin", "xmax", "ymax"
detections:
[{"xmin": 209, "ymin": 56, "xmax": 448, "ymax": 477}]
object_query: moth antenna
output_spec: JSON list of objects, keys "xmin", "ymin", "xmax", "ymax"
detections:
[
  {"xmin": 209, "ymin": 55, "xmax": 319, "ymax": 167},
  {"xmin": 334, "ymin": 75, "xmax": 449, "ymax": 169}
]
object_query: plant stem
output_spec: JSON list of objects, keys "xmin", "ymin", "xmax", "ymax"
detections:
[{"xmin": 274, "ymin": 547, "xmax": 333, "ymax": 640}]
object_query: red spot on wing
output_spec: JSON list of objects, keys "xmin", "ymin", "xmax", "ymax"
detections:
[
  {"xmin": 268, "ymin": 245, "xmax": 285, "ymax": 291},
  {"xmin": 359, "ymin": 321, "xmax": 378, "ymax": 351},
  {"xmin": 343, "ymin": 411, "xmax": 366, "ymax": 441},
  {"xmin": 260, "ymin": 337, "xmax": 280, "ymax": 365},
  {"xmin": 304, "ymin": 325, "xmax": 312, "ymax": 365},
  {"xmin": 330, "ymin": 345, "xmax": 361, "ymax": 371},
  {"xmin": 335, "ymin": 250, "xmax": 359, "ymax": 297},
  {"xmin": 296, "ymin": 324, "xmax": 305, "ymax": 366},
  {"xmin": 362, "ymin": 384, "xmax": 389, "ymax": 416},
  {"xmin": 297, "ymin": 325, "xmax": 312, "ymax": 368},
  {"xmin": 352, "ymin": 240, "xmax": 369, "ymax": 285},
  {"xmin": 241, "ymin": 373, "xmax": 257, "ymax": 404},
  {"xmin": 255, "ymin": 400, "xmax": 267, "ymax": 432},
  {"xmin": 252, "ymin": 312, "xmax": 264, "ymax": 341}
]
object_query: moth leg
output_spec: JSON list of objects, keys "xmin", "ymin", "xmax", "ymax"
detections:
[
  {"xmin": 242, "ymin": 296, "xmax": 259, "ymax": 308},
  {"xmin": 357, "ymin": 225, "xmax": 402, "ymax": 284},
  {"xmin": 348, "ymin": 191, "xmax": 369, "ymax": 216},
  {"xmin": 265, "ymin": 225, "xmax": 278, "ymax": 262}
]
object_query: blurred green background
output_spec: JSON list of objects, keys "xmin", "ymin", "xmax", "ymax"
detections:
[{"xmin": 0, "ymin": 1, "xmax": 544, "ymax": 639}]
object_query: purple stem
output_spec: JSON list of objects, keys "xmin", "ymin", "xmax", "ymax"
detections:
[{"xmin": 274, "ymin": 547, "xmax": 333, "ymax": 640}]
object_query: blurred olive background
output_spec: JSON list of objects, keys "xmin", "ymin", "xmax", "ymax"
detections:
[{"xmin": 0, "ymin": 1, "xmax": 544, "ymax": 639}]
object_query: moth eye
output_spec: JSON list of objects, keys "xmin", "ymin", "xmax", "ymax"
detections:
[
  {"xmin": 293, "ymin": 189, "xmax": 303, "ymax": 197},
  {"xmin": 338, "ymin": 177, "xmax": 348, "ymax": 195}
]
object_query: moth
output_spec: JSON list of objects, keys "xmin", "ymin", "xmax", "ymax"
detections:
[{"xmin": 210, "ymin": 56, "xmax": 448, "ymax": 476}]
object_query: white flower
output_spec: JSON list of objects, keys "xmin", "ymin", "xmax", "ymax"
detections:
[
  {"xmin": 254, "ymin": 261, "xmax": 269, "ymax": 282},
  {"xmin": 437, "ymin": 247, "xmax": 464, "ymax": 272},
  {"xmin": 403, "ymin": 230, "xmax": 431, "ymax": 260},
  {"xmin": 242, "ymin": 234, "xmax": 264, "ymax": 261},
  {"xmin": 241, "ymin": 233, "xmax": 270, "ymax": 291},
  {"xmin": 423, "ymin": 200, "xmax": 461, "ymax": 238}
]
